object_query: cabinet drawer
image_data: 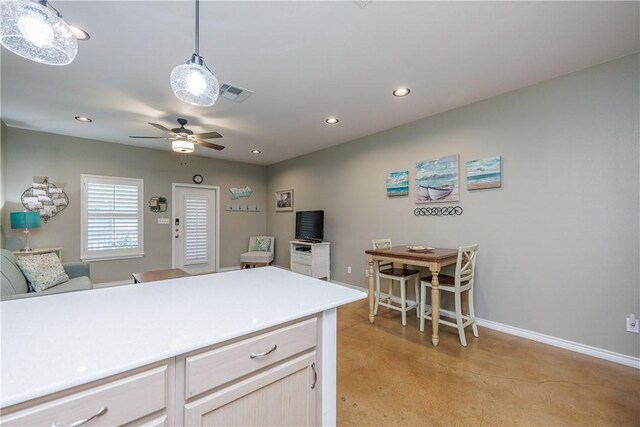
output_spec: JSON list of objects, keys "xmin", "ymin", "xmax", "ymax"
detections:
[
  {"xmin": 291, "ymin": 252, "xmax": 312, "ymax": 266},
  {"xmin": 185, "ymin": 318, "xmax": 317, "ymax": 399},
  {"xmin": 291, "ymin": 263, "xmax": 312, "ymax": 276},
  {"xmin": 1, "ymin": 365, "xmax": 168, "ymax": 427}
]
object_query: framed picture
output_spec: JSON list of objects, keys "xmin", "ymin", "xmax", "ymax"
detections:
[
  {"xmin": 387, "ymin": 171, "xmax": 409, "ymax": 196},
  {"xmin": 466, "ymin": 156, "xmax": 502, "ymax": 190},
  {"xmin": 275, "ymin": 189, "xmax": 293, "ymax": 211},
  {"xmin": 415, "ymin": 155, "xmax": 460, "ymax": 203}
]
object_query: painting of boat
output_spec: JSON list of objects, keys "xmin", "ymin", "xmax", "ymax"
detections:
[
  {"xmin": 416, "ymin": 155, "xmax": 460, "ymax": 203},
  {"xmin": 418, "ymin": 184, "xmax": 454, "ymax": 200}
]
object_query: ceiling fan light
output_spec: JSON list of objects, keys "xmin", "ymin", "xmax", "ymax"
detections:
[
  {"xmin": 170, "ymin": 57, "xmax": 219, "ymax": 107},
  {"xmin": 0, "ymin": 0, "xmax": 78, "ymax": 65},
  {"xmin": 172, "ymin": 140, "xmax": 195, "ymax": 153}
]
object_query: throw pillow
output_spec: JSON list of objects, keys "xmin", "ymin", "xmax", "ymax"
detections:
[
  {"xmin": 253, "ymin": 237, "xmax": 271, "ymax": 252},
  {"xmin": 15, "ymin": 253, "xmax": 69, "ymax": 292}
]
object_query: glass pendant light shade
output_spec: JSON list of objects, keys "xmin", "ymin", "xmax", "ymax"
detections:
[
  {"xmin": 0, "ymin": 0, "xmax": 78, "ymax": 65},
  {"xmin": 172, "ymin": 140, "xmax": 195, "ymax": 153},
  {"xmin": 170, "ymin": 55, "xmax": 219, "ymax": 107}
]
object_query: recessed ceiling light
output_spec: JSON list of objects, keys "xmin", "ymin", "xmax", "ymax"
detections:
[
  {"xmin": 69, "ymin": 25, "xmax": 90, "ymax": 41},
  {"xmin": 251, "ymin": 149, "xmax": 261, "ymax": 154},
  {"xmin": 74, "ymin": 116, "xmax": 92, "ymax": 122},
  {"xmin": 325, "ymin": 117, "xmax": 339, "ymax": 124},
  {"xmin": 393, "ymin": 87, "xmax": 411, "ymax": 97}
]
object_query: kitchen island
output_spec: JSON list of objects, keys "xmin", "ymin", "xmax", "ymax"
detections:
[{"xmin": 0, "ymin": 267, "xmax": 366, "ymax": 426}]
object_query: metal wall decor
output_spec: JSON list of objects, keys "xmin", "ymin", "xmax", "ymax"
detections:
[
  {"xmin": 414, "ymin": 206, "xmax": 463, "ymax": 217},
  {"xmin": 20, "ymin": 177, "xmax": 69, "ymax": 223},
  {"xmin": 149, "ymin": 196, "xmax": 168, "ymax": 213}
]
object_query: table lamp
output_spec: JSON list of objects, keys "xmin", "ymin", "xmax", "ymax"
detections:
[{"xmin": 10, "ymin": 211, "xmax": 41, "ymax": 252}]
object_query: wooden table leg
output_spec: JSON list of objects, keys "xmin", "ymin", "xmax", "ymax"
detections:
[
  {"xmin": 430, "ymin": 264, "xmax": 441, "ymax": 346},
  {"xmin": 367, "ymin": 256, "xmax": 375, "ymax": 323}
]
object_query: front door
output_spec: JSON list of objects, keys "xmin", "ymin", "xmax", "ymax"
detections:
[{"xmin": 173, "ymin": 184, "xmax": 219, "ymax": 275}]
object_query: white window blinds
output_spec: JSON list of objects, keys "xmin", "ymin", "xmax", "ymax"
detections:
[
  {"xmin": 184, "ymin": 197, "xmax": 209, "ymax": 265},
  {"xmin": 81, "ymin": 175, "xmax": 144, "ymax": 261}
]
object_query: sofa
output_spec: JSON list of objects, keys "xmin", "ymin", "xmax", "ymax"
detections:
[{"xmin": 1, "ymin": 249, "xmax": 92, "ymax": 301}]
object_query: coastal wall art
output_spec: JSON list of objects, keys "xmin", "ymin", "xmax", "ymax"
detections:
[
  {"xmin": 387, "ymin": 171, "xmax": 409, "ymax": 196},
  {"xmin": 466, "ymin": 156, "xmax": 502, "ymax": 190},
  {"xmin": 415, "ymin": 155, "xmax": 460, "ymax": 203}
]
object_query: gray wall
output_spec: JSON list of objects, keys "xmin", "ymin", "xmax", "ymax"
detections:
[
  {"xmin": 0, "ymin": 121, "xmax": 6, "ymax": 248},
  {"xmin": 267, "ymin": 54, "xmax": 640, "ymax": 357},
  {"xmin": 4, "ymin": 128, "xmax": 267, "ymax": 283}
]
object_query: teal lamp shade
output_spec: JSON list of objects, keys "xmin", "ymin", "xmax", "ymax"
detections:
[{"xmin": 10, "ymin": 211, "xmax": 41, "ymax": 229}]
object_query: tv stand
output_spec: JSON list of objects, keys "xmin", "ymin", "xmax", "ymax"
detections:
[{"xmin": 290, "ymin": 240, "xmax": 331, "ymax": 280}]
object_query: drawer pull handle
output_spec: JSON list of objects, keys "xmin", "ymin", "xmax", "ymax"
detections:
[
  {"xmin": 52, "ymin": 406, "xmax": 108, "ymax": 427},
  {"xmin": 250, "ymin": 344, "xmax": 278, "ymax": 359},
  {"xmin": 311, "ymin": 362, "xmax": 317, "ymax": 389}
]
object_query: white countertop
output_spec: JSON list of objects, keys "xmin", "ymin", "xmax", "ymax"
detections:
[{"xmin": 0, "ymin": 267, "xmax": 366, "ymax": 408}]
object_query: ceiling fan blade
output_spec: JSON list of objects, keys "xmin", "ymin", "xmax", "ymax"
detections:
[
  {"xmin": 195, "ymin": 140, "xmax": 225, "ymax": 151},
  {"xmin": 192, "ymin": 131, "xmax": 223, "ymax": 139},
  {"xmin": 129, "ymin": 136, "xmax": 175, "ymax": 139},
  {"xmin": 148, "ymin": 122, "xmax": 175, "ymax": 135}
]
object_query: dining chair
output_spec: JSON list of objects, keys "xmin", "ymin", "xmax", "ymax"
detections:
[
  {"xmin": 372, "ymin": 239, "xmax": 420, "ymax": 326},
  {"xmin": 419, "ymin": 244, "xmax": 479, "ymax": 346}
]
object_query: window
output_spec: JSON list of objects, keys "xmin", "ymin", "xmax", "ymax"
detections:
[{"xmin": 81, "ymin": 174, "xmax": 143, "ymax": 261}]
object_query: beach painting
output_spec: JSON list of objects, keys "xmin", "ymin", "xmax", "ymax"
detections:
[
  {"xmin": 466, "ymin": 156, "xmax": 502, "ymax": 190},
  {"xmin": 387, "ymin": 171, "xmax": 409, "ymax": 196},
  {"xmin": 415, "ymin": 155, "xmax": 460, "ymax": 203}
]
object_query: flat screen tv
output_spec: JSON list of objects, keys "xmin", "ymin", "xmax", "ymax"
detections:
[{"xmin": 295, "ymin": 210, "xmax": 324, "ymax": 243}]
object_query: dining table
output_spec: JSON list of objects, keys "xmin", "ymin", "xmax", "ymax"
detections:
[{"xmin": 365, "ymin": 245, "xmax": 459, "ymax": 346}]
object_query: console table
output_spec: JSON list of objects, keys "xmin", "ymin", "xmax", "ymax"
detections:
[
  {"xmin": 12, "ymin": 247, "xmax": 63, "ymax": 262},
  {"xmin": 290, "ymin": 241, "xmax": 331, "ymax": 280}
]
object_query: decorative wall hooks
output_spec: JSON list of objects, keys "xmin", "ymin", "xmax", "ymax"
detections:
[
  {"xmin": 414, "ymin": 206, "xmax": 463, "ymax": 217},
  {"xmin": 225, "ymin": 204, "xmax": 259, "ymax": 212},
  {"xmin": 21, "ymin": 177, "xmax": 69, "ymax": 223}
]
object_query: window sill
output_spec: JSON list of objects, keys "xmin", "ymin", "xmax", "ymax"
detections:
[{"xmin": 81, "ymin": 253, "xmax": 144, "ymax": 262}]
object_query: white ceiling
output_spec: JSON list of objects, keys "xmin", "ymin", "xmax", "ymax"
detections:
[{"xmin": 1, "ymin": 1, "xmax": 638, "ymax": 165}]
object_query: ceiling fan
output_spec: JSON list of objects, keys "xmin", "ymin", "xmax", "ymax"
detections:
[{"xmin": 129, "ymin": 118, "xmax": 224, "ymax": 152}]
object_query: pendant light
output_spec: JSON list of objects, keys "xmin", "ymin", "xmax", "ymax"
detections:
[
  {"xmin": 170, "ymin": 0, "xmax": 219, "ymax": 107},
  {"xmin": 0, "ymin": 0, "xmax": 78, "ymax": 65}
]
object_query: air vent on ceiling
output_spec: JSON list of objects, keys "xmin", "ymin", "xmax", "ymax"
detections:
[
  {"xmin": 353, "ymin": 0, "xmax": 372, "ymax": 8},
  {"xmin": 219, "ymin": 83, "xmax": 253, "ymax": 103}
]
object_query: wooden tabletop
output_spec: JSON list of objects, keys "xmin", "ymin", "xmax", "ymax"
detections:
[
  {"xmin": 365, "ymin": 246, "xmax": 458, "ymax": 261},
  {"xmin": 132, "ymin": 268, "xmax": 191, "ymax": 284}
]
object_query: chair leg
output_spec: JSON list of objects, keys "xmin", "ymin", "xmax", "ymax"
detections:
[
  {"xmin": 419, "ymin": 281, "xmax": 426, "ymax": 332},
  {"xmin": 414, "ymin": 277, "xmax": 420, "ymax": 318},
  {"xmin": 374, "ymin": 272, "xmax": 381, "ymax": 316},
  {"xmin": 469, "ymin": 287, "xmax": 479, "ymax": 338},
  {"xmin": 454, "ymin": 290, "xmax": 467, "ymax": 346},
  {"xmin": 400, "ymin": 278, "xmax": 407, "ymax": 326},
  {"xmin": 387, "ymin": 280, "xmax": 393, "ymax": 307}
]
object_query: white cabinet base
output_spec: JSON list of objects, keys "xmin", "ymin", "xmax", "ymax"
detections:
[{"xmin": 290, "ymin": 241, "xmax": 331, "ymax": 280}]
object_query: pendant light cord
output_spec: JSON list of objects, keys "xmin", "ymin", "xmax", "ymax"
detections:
[{"xmin": 195, "ymin": 0, "xmax": 200, "ymax": 56}]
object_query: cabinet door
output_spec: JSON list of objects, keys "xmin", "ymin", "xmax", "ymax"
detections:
[{"xmin": 184, "ymin": 352, "xmax": 317, "ymax": 427}]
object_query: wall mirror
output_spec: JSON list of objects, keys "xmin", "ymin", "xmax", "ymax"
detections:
[{"xmin": 149, "ymin": 196, "xmax": 168, "ymax": 213}]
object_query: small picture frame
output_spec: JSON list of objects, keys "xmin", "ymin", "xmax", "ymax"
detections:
[{"xmin": 275, "ymin": 189, "xmax": 293, "ymax": 212}]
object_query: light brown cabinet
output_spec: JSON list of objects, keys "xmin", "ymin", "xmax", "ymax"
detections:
[
  {"xmin": 184, "ymin": 352, "xmax": 317, "ymax": 426},
  {"xmin": 0, "ymin": 364, "xmax": 171, "ymax": 427},
  {"xmin": 1, "ymin": 317, "xmax": 322, "ymax": 427}
]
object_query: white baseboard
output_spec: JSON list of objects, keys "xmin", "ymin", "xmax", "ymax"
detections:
[
  {"xmin": 475, "ymin": 318, "xmax": 640, "ymax": 369},
  {"xmin": 93, "ymin": 279, "xmax": 133, "ymax": 289},
  {"xmin": 330, "ymin": 280, "xmax": 639, "ymax": 369},
  {"xmin": 219, "ymin": 266, "xmax": 241, "ymax": 272},
  {"xmin": 330, "ymin": 279, "xmax": 366, "ymax": 292}
]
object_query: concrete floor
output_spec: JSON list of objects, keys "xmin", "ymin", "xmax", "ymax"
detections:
[{"xmin": 336, "ymin": 300, "xmax": 640, "ymax": 426}]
